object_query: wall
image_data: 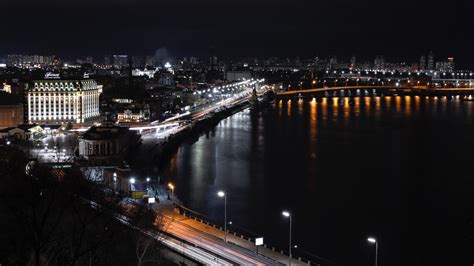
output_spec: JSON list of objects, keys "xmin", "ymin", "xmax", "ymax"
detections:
[{"xmin": 0, "ymin": 104, "xmax": 23, "ymax": 128}]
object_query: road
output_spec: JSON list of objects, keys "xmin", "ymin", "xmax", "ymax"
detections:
[
  {"xmin": 86, "ymin": 199, "xmax": 235, "ymax": 266},
  {"xmin": 136, "ymin": 79, "xmax": 268, "ymax": 143},
  {"xmin": 160, "ymin": 214, "xmax": 278, "ymax": 265},
  {"xmin": 30, "ymin": 133, "xmax": 77, "ymax": 163},
  {"xmin": 155, "ymin": 206, "xmax": 309, "ymax": 266}
]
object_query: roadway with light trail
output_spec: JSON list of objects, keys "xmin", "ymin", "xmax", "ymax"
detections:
[
  {"xmin": 160, "ymin": 214, "xmax": 281, "ymax": 266},
  {"xmin": 86, "ymin": 199, "xmax": 235, "ymax": 266}
]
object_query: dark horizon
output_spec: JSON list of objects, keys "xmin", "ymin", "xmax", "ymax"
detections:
[{"xmin": 2, "ymin": 0, "xmax": 473, "ymax": 67}]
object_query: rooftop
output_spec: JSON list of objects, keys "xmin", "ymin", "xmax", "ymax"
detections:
[{"xmin": 82, "ymin": 123, "xmax": 131, "ymax": 141}]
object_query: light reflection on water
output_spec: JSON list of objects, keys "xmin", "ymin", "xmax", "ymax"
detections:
[{"xmin": 160, "ymin": 95, "xmax": 474, "ymax": 266}]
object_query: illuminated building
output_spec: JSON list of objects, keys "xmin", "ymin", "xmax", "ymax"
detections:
[
  {"xmin": 374, "ymin": 55, "xmax": 385, "ymax": 70},
  {"xmin": 6, "ymin": 54, "xmax": 55, "ymax": 68},
  {"xmin": 226, "ymin": 70, "xmax": 251, "ymax": 81},
  {"xmin": 27, "ymin": 78, "xmax": 100, "ymax": 124},
  {"xmin": 350, "ymin": 56, "xmax": 356, "ymax": 69},
  {"xmin": 113, "ymin": 55, "xmax": 129, "ymax": 69},
  {"xmin": 2, "ymin": 82, "xmax": 11, "ymax": 93},
  {"xmin": 419, "ymin": 55, "xmax": 426, "ymax": 70},
  {"xmin": 427, "ymin": 51, "xmax": 435, "ymax": 70},
  {"xmin": 447, "ymin": 57, "xmax": 455, "ymax": 72},
  {"xmin": 116, "ymin": 104, "xmax": 150, "ymax": 123},
  {"xmin": 436, "ymin": 58, "xmax": 455, "ymax": 73}
]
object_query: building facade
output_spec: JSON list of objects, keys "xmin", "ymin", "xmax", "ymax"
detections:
[
  {"xmin": 78, "ymin": 123, "xmax": 140, "ymax": 165},
  {"xmin": 27, "ymin": 79, "xmax": 100, "ymax": 124},
  {"xmin": 116, "ymin": 105, "xmax": 150, "ymax": 123},
  {"xmin": 226, "ymin": 70, "xmax": 251, "ymax": 81}
]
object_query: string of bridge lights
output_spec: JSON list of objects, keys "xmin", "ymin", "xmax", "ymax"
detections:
[
  {"xmin": 192, "ymin": 78, "xmax": 265, "ymax": 97},
  {"xmin": 326, "ymin": 69, "xmax": 474, "ymax": 77}
]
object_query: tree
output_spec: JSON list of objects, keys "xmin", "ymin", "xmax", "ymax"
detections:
[{"xmin": 0, "ymin": 146, "xmax": 171, "ymax": 265}]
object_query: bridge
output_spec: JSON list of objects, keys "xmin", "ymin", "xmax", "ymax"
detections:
[{"xmin": 276, "ymin": 85, "xmax": 474, "ymax": 97}]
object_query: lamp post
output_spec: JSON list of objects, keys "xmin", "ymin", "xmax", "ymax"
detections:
[
  {"xmin": 217, "ymin": 191, "xmax": 227, "ymax": 242},
  {"xmin": 168, "ymin": 183, "xmax": 174, "ymax": 201},
  {"xmin": 129, "ymin": 178, "xmax": 135, "ymax": 197},
  {"xmin": 367, "ymin": 237, "xmax": 378, "ymax": 266},
  {"xmin": 113, "ymin": 172, "xmax": 117, "ymax": 191},
  {"xmin": 168, "ymin": 183, "xmax": 176, "ymax": 219},
  {"xmin": 282, "ymin": 211, "xmax": 292, "ymax": 266}
]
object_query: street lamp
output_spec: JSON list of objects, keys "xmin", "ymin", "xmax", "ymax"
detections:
[
  {"xmin": 168, "ymin": 183, "xmax": 175, "ymax": 200},
  {"xmin": 217, "ymin": 191, "xmax": 227, "ymax": 242},
  {"xmin": 282, "ymin": 211, "xmax": 292, "ymax": 265},
  {"xmin": 367, "ymin": 237, "xmax": 378, "ymax": 266},
  {"xmin": 113, "ymin": 172, "xmax": 117, "ymax": 189},
  {"xmin": 146, "ymin": 177, "xmax": 151, "ymax": 190}
]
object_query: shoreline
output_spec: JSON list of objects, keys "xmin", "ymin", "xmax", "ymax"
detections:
[{"xmin": 154, "ymin": 101, "xmax": 251, "ymax": 168}]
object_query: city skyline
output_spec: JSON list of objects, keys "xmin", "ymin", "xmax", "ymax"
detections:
[{"xmin": 2, "ymin": 0, "xmax": 473, "ymax": 67}]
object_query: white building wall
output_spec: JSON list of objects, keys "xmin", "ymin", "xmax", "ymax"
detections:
[{"xmin": 27, "ymin": 79, "xmax": 100, "ymax": 124}]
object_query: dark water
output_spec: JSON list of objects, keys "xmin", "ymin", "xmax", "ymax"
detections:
[{"xmin": 160, "ymin": 96, "xmax": 474, "ymax": 266}]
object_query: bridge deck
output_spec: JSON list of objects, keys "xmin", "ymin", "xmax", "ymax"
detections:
[{"xmin": 276, "ymin": 86, "xmax": 474, "ymax": 96}]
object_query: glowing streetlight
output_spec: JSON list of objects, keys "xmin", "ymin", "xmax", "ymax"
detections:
[
  {"xmin": 129, "ymin": 177, "xmax": 135, "ymax": 184},
  {"xmin": 217, "ymin": 191, "xmax": 227, "ymax": 242},
  {"xmin": 168, "ymin": 183, "xmax": 175, "ymax": 200},
  {"xmin": 367, "ymin": 237, "xmax": 378, "ymax": 266},
  {"xmin": 282, "ymin": 211, "xmax": 292, "ymax": 265}
]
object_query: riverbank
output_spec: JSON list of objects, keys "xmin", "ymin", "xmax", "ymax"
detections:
[{"xmin": 154, "ymin": 100, "xmax": 251, "ymax": 167}]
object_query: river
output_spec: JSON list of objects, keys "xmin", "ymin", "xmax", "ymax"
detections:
[{"xmin": 159, "ymin": 95, "xmax": 474, "ymax": 266}]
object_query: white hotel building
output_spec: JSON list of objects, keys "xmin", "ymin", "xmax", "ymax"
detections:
[{"xmin": 27, "ymin": 79, "xmax": 100, "ymax": 124}]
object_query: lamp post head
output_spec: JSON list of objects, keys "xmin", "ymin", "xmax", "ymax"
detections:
[
  {"xmin": 282, "ymin": 211, "xmax": 291, "ymax": 217},
  {"xmin": 217, "ymin": 191, "xmax": 225, "ymax": 197},
  {"xmin": 168, "ymin": 183, "xmax": 174, "ymax": 190},
  {"xmin": 129, "ymin": 178, "xmax": 136, "ymax": 184},
  {"xmin": 146, "ymin": 177, "xmax": 150, "ymax": 182},
  {"xmin": 367, "ymin": 237, "xmax": 377, "ymax": 244}
]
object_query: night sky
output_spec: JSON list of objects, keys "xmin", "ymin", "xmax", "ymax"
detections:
[{"xmin": 2, "ymin": 0, "xmax": 473, "ymax": 65}]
